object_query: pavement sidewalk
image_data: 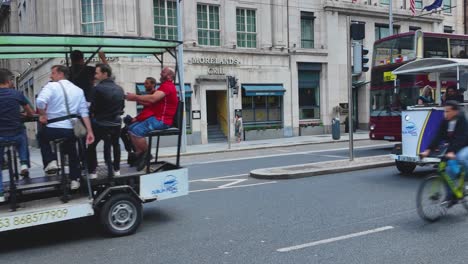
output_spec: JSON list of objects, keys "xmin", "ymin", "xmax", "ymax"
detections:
[
  {"xmin": 27, "ymin": 131, "xmax": 371, "ymax": 169},
  {"xmin": 250, "ymin": 155, "xmax": 394, "ymax": 179}
]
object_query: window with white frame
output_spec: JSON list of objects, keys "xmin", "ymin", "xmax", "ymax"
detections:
[
  {"xmin": 443, "ymin": 0, "xmax": 451, "ymax": 13},
  {"xmin": 81, "ymin": 0, "xmax": 104, "ymax": 35},
  {"xmin": 301, "ymin": 12, "xmax": 315, "ymax": 49},
  {"xmin": 415, "ymin": 0, "xmax": 423, "ymax": 9},
  {"xmin": 153, "ymin": 0, "xmax": 177, "ymax": 40},
  {"xmin": 236, "ymin": 9, "xmax": 256, "ymax": 48},
  {"xmin": 197, "ymin": 4, "xmax": 220, "ymax": 46}
]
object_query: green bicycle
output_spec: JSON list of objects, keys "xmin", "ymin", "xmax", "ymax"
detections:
[{"xmin": 416, "ymin": 158, "xmax": 468, "ymax": 222}]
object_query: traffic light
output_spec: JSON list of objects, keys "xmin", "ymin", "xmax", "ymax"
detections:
[
  {"xmin": 227, "ymin": 76, "xmax": 239, "ymax": 95},
  {"xmin": 353, "ymin": 42, "xmax": 362, "ymax": 74},
  {"xmin": 361, "ymin": 46, "xmax": 369, "ymax": 72}
]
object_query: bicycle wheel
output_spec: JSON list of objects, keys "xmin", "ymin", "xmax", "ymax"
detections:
[{"xmin": 416, "ymin": 175, "xmax": 448, "ymax": 222}]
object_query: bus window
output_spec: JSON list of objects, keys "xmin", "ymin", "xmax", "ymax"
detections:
[
  {"xmin": 424, "ymin": 37, "xmax": 448, "ymax": 58},
  {"xmin": 373, "ymin": 35, "xmax": 416, "ymax": 66},
  {"xmin": 449, "ymin": 39, "xmax": 468, "ymax": 58}
]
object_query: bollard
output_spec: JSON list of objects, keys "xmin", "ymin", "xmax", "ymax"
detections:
[{"xmin": 332, "ymin": 117, "xmax": 340, "ymax": 140}]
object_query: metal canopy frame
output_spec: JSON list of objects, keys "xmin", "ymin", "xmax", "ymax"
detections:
[
  {"xmin": 0, "ymin": 33, "xmax": 181, "ymax": 59},
  {"xmin": 392, "ymin": 58, "xmax": 468, "ymax": 105},
  {"xmin": 0, "ymin": 33, "xmax": 185, "ymax": 174}
]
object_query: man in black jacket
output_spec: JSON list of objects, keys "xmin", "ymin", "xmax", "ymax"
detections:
[
  {"xmin": 420, "ymin": 101, "xmax": 468, "ymax": 202},
  {"xmin": 87, "ymin": 64, "xmax": 125, "ymax": 178}
]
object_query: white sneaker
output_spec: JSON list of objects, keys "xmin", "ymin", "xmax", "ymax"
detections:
[
  {"xmin": 89, "ymin": 172, "xmax": 97, "ymax": 179},
  {"xmin": 70, "ymin": 180, "xmax": 80, "ymax": 190},
  {"xmin": 44, "ymin": 160, "xmax": 58, "ymax": 173},
  {"xmin": 20, "ymin": 164, "xmax": 29, "ymax": 176},
  {"xmin": 114, "ymin": 170, "xmax": 120, "ymax": 176}
]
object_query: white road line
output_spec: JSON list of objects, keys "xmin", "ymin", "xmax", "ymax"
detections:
[
  {"xmin": 184, "ymin": 143, "xmax": 394, "ymax": 166},
  {"xmin": 276, "ymin": 226, "xmax": 394, "ymax": 253},
  {"xmin": 189, "ymin": 181, "xmax": 277, "ymax": 193},
  {"xmin": 308, "ymin": 154, "xmax": 347, "ymax": 159},
  {"xmin": 189, "ymin": 173, "xmax": 249, "ymax": 183}
]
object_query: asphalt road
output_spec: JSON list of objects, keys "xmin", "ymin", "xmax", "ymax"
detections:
[{"xmin": 4, "ymin": 143, "xmax": 465, "ymax": 263}]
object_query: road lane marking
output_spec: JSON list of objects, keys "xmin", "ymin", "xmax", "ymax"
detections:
[
  {"xmin": 184, "ymin": 143, "xmax": 395, "ymax": 166},
  {"xmin": 307, "ymin": 154, "xmax": 347, "ymax": 158},
  {"xmin": 189, "ymin": 174, "xmax": 249, "ymax": 183},
  {"xmin": 189, "ymin": 181, "xmax": 277, "ymax": 193},
  {"xmin": 276, "ymin": 226, "xmax": 394, "ymax": 252}
]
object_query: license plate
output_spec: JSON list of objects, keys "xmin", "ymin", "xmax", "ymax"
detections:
[
  {"xmin": 397, "ymin": 156, "xmax": 417, "ymax": 162},
  {"xmin": 384, "ymin": 136, "xmax": 395, "ymax": 140}
]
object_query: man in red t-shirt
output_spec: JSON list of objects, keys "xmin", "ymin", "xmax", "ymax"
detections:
[{"xmin": 125, "ymin": 67, "xmax": 178, "ymax": 170}]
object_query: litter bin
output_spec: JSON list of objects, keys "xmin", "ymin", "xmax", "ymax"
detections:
[{"xmin": 332, "ymin": 117, "xmax": 340, "ymax": 140}]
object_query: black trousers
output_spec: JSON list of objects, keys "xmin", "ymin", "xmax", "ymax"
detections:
[
  {"xmin": 87, "ymin": 124, "xmax": 121, "ymax": 173},
  {"xmin": 120, "ymin": 125, "xmax": 135, "ymax": 153}
]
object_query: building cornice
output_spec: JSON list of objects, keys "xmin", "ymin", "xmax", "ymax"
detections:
[{"xmin": 323, "ymin": 1, "xmax": 444, "ymax": 24}]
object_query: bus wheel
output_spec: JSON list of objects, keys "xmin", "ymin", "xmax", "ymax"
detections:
[
  {"xmin": 395, "ymin": 160, "xmax": 416, "ymax": 174},
  {"xmin": 100, "ymin": 193, "xmax": 142, "ymax": 237}
]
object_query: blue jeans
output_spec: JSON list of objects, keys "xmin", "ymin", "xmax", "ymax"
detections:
[
  {"xmin": 129, "ymin": 116, "xmax": 169, "ymax": 137},
  {"xmin": 0, "ymin": 132, "xmax": 29, "ymax": 193},
  {"xmin": 39, "ymin": 127, "xmax": 80, "ymax": 180}
]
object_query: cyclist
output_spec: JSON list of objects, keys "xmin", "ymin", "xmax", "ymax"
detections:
[{"xmin": 420, "ymin": 100, "xmax": 468, "ymax": 205}]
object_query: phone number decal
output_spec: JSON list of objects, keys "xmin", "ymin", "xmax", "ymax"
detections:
[{"xmin": 0, "ymin": 209, "xmax": 68, "ymax": 229}]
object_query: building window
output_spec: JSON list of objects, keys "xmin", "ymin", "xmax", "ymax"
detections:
[
  {"xmin": 301, "ymin": 12, "xmax": 314, "ymax": 49},
  {"xmin": 415, "ymin": 0, "xmax": 423, "ymax": 9},
  {"xmin": 298, "ymin": 71, "xmax": 320, "ymax": 119},
  {"xmin": 241, "ymin": 95, "xmax": 283, "ymax": 125},
  {"xmin": 375, "ymin": 24, "xmax": 399, "ymax": 40},
  {"xmin": 444, "ymin": 26, "xmax": 454, "ymax": 33},
  {"xmin": 380, "ymin": 0, "xmax": 389, "ymax": 5},
  {"xmin": 236, "ymin": 9, "xmax": 256, "ymax": 48},
  {"xmin": 443, "ymin": 0, "xmax": 451, "ymax": 13},
  {"xmin": 153, "ymin": 0, "xmax": 177, "ymax": 40},
  {"xmin": 197, "ymin": 4, "xmax": 220, "ymax": 46},
  {"xmin": 81, "ymin": 0, "xmax": 104, "ymax": 35},
  {"xmin": 409, "ymin": 26, "xmax": 421, "ymax": 32}
]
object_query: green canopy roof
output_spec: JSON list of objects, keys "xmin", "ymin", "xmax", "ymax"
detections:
[{"xmin": 0, "ymin": 33, "xmax": 181, "ymax": 59}]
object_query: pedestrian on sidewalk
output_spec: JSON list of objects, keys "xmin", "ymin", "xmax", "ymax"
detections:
[
  {"xmin": 235, "ymin": 114, "xmax": 243, "ymax": 143},
  {"xmin": 0, "ymin": 68, "xmax": 35, "ymax": 202}
]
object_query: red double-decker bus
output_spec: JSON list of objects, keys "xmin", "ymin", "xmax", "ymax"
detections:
[{"xmin": 369, "ymin": 31, "xmax": 466, "ymax": 141}]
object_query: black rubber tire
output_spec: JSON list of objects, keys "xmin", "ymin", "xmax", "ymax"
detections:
[
  {"xmin": 416, "ymin": 175, "xmax": 447, "ymax": 222},
  {"xmin": 99, "ymin": 193, "xmax": 142, "ymax": 237},
  {"xmin": 395, "ymin": 160, "xmax": 416, "ymax": 174}
]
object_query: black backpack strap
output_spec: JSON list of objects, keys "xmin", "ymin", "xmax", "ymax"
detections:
[{"xmin": 47, "ymin": 114, "xmax": 79, "ymax": 124}]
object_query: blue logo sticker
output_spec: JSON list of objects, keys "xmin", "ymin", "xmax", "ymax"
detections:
[
  {"xmin": 152, "ymin": 175, "xmax": 179, "ymax": 195},
  {"xmin": 402, "ymin": 121, "xmax": 417, "ymax": 136}
]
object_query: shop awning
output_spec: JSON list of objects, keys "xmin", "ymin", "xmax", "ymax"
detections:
[
  {"xmin": 176, "ymin": 84, "xmax": 192, "ymax": 97},
  {"xmin": 242, "ymin": 84, "xmax": 285, "ymax": 96},
  {"xmin": 149, "ymin": 83, "xmax": 192, "ymax": 97}
]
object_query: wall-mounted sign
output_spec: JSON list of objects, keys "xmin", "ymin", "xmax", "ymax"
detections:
[
  {"xmin": 192, "ymin": 110, "xmax": 201, "ymax": 120},
  {"xmin": 207, "ymin": 67, "xmax": 225, "ymax": 75},
  {"xmin": 188, "ymin": 57, "xmax": 241, "ymax": 65}
]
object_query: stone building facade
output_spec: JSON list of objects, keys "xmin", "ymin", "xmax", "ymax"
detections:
[{"xmin": 2, "ymin": 0, "xmax": 465, "ymax": 145}]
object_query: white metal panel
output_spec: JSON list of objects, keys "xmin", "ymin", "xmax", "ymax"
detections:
[
  {"xmin": 0, "ymin": 197, "xmax": 94, "ymax": 232},
  {"xmin": 140, "ymin": 168, "xmax": 189, "ymax": 201}
]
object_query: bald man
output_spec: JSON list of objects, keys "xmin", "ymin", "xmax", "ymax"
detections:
[{"xmin": 125, "ymin": 67, "xmax": 178, "ymax": 170}]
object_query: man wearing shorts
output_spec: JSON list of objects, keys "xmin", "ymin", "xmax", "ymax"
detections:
[{"xmin": 125, "ymin": 67, "xmax": 178, "ymax": 171}]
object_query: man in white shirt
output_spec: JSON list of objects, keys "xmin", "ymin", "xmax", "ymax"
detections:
[{"xmin": 36, "ymin": 65, "xmax": 94, "ymax": 190}]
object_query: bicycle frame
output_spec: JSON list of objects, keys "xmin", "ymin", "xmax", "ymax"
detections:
[{"xmin": 437, "ymin": 161, "xmax": 465, "ymax": 199}]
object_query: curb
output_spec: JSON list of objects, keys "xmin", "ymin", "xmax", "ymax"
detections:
[
  {"xmin": 250, "ymin": 155, "xmax": 395, "ymax": 180},
  {"xmin": 157, "ymin": 136, "xmax": 370, "ymax": 158}
]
